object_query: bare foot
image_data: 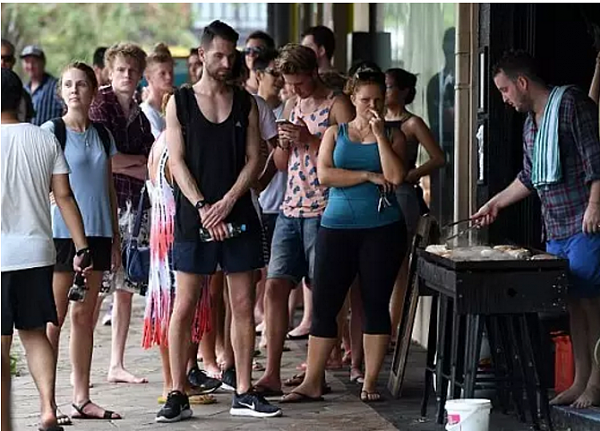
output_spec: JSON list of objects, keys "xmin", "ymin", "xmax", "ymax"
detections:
[
  {"xmin": 107, "ymin": 367, "xmax": 148, "ymax": 384},
  {"xmin": 255, "ymin": 314, "xmax": 264, "ymax": 328},
  {"xmin": 350, "ymin": 368, "xmax": 365, "ymax": 384},
  {"xmin": 571, "ymin": 385, "xmax": 600, "ymax": 409},
  {"xmin": 71, "ymin": 400, "xmax": 121, "ymax": 419},
  {"xmin": 40, "ymin": 411, "xmax": 60, "ymax": 431},
  {"xmin": 342, "ymin": 351, "xmax": 352, "ymax": 366},
  {"xmin": 203, "ymin": 363, "xmax": 221, "ymax": 377},
  {"xmin": 253, "ymin": 360, "xmax": 265, "ymax": 371},
  {"xmin": 550, "ymin": 384, "xmax": 586, "ymax": 406},
  {"xmin": 55, "ymin": 407, "xmax": 72, "ymax": 426}
]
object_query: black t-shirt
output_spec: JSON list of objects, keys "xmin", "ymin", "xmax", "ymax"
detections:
[{"xmin": 173, "ymin": 85, "xmax": 260, "ymax": 242}]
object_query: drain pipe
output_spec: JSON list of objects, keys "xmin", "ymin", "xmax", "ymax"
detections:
[{"xmin": 454, "ymin": 4, "xmax": 478, "ymax": 228}]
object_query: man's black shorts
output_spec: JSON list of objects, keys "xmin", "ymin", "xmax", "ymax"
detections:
[
  {"xmin": 1, "ymin": 265, "xmax": 57, "ymax": 336},
  {"xmin": 173, "ymin": 229, "xmax": 264, "ymax": 276}
]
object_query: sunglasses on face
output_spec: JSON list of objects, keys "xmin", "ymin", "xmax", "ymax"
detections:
[
  {"xmin": 244, "ymin": 47, "xmax": 264, "ymax": 56},
  {"xmin": 1, "ymin": 55, "xmax": 15, "ymax": 62}
]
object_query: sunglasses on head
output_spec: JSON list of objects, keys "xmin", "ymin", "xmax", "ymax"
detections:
[
  {"xmin": 355, "ymin": 70, "xmax": 384, "ymax": 81},
  {"xmin": 244, "ymin": 47, "xmax": 264, "ymax": 56},
  {"xmin": 264, "ymin": 67, "xmax": 280, "ymax": 77}
]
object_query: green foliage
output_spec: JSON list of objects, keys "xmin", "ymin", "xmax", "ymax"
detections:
[
  {"xmin": 1, "ymin": 3, "xmax": 197, "ymax": 76},
  {"xmin": 10, "ymin": 354, "xmax": 17, "ymax": 376}
]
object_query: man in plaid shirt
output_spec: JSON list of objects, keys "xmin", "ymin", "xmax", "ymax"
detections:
[
  {"xmin": 474, "ymin": 51, "xmax": 600, "ymax": 409},
  {"xmin": 89, "ymin": 42, "xmax": 154, "ymax": 386}
]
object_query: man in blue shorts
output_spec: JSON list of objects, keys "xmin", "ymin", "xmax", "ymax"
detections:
[{"xmin": 474, "ymin": 51, "xmax": 600, "ymax": 409}]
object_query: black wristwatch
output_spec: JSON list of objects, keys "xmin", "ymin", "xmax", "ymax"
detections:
[
  {"xmin": 195, "ymin": 199, "xmax": 207, "ymax": 210},
  {"xmin": 75, "ymin": 247, "xmax": 90, "ymax": 257}
]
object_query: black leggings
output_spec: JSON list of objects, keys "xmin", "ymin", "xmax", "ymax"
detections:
[{"xmin": 310, "ymin": 221, "xmax": 407, "ymax": 338}]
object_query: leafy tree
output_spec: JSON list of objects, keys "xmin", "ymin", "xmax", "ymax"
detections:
[{"xmin": 1, "ymin": 3, "xmax": 197, "ymax": 76}]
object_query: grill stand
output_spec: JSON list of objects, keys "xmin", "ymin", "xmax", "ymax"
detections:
[{"xmin": 417, "ymin": 255, "xmax": 567, "ymax": 431}]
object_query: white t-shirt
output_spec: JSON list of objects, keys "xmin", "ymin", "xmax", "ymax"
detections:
[
  {"xmin": 259, "ymin": 102, "xmax": 288, "ymax": 214},
  {"xmin": 140, "ymin": 101, "xmax": 165, "ymax": 139},
  {"xmin": 1, "ymin": 123, "xmax": 70, "ymax": 271},
  {"xmin": 253, "ymin": 95, "xmax": 277, "ymax": 141},
  {"xmin": 251, "ymin": 95, "xmax": 278, "ymax": 217}
]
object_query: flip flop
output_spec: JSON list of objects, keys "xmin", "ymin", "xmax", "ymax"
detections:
[
  {"xmin": 56, "ymin": 413, "xmax": 72, "ymax": 426},
  {"xmin": 360, "ymin": 390, "xmax": 383, "ymax": 403},
  {"xmin": 286, "ymin": 332, "xmax": 309, "ymax": 341},
  {"xmin": 284, "ymin": 373, "xmax": 305, "ymax": 387},
  {"xmin": 38, "ymin": 426, "xmax": 64, "ymax": 431},
  {"xmin": 71, "ymin": 400, "xmax": 121, "ymax": 420},
  {"xmin": 350, "ymin": 373, "xmax": 365, "ymax": 385},
  {"xmin": 253, "ymin": 384, "xmax": 284, "ymax": 397},
  {"xmin": 252, "ymin": 360, "xmax": 265, "ymax": 372},
  {"xmin": 280, "ymin": 391, "xmax": 324, "ymax": 404},
  {"xmin": 188, "ymin": 394, "xmax": 216, "ymax": 405}
]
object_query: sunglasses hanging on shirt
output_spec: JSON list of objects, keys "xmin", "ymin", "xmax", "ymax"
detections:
[{"xmin": 377, "ymin": 186, "xmax": 393, "ymax": 213}]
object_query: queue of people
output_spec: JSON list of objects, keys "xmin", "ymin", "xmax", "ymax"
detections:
[{"xmin": 2, "ymin": 17, "xmax": 599, "ymax": 431}]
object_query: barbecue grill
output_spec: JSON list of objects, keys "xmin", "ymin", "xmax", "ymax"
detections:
[{"xmin": 417, "ymin": 246, "xmax": 568, "ymax": 430}]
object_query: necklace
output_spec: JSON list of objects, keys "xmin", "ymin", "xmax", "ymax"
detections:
[
  {"xmin": 350, "ymin": 122, "xmax": 372, "ymax": 142},
  {"xmin": 81, "ymin": 127, "xmax": 92, "ymax": 148}
]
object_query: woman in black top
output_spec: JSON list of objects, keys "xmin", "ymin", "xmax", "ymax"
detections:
[{"xmin": 385, "ymin": 68, "xmax": 445, "ymax": 344}]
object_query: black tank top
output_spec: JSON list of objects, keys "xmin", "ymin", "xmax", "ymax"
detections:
[
  {"xmin": 173, "ymin": 85, "xmax": 259, "ymax": 241},
  {"xmin": 385, "ymin": 113, "xmax": 419, "ymax": 171}
]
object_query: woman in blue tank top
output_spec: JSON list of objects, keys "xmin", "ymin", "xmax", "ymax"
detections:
[{"xmin": 282, "ymin": 68, "xmax": 408, "ymax": 404}]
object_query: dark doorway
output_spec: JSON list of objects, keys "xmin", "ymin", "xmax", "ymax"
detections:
[{"xmin": 477, "ymin": 4, "xmax": 599, "ymax": 249}]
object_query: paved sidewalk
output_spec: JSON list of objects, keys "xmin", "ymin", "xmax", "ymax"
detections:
[{"xmin": 11, "ymin": 296, "xmax": 399, "ymax": 431}]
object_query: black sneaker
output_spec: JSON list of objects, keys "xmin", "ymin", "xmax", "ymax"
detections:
[
  {"xmin": 230, "ymin": 391, "xmax": 283, "ymax": 418},
  {"xmin": 188, "ymin": 366, "xmax": 222, "ymax": 395},
  {"xmin": 220, "ymin": 367, "xmax": 237, "ymax": 392},
  {"xmin": 156, "ymin": 391, "xmax": 192, "ymax": 423}
]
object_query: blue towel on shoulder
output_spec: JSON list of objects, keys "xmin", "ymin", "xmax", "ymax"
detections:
[{"xmin": 531, "ymin": 86, "xmax": 572, "ymax": 189}]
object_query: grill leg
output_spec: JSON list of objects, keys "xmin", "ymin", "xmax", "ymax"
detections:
[
  {"xmin": 464, "ymin": 314, "xmax": 483, "ymax": 398},
  {"xmin": 508, "ymin": 315, "xmax": 540, "ymax": 430},
  {"xmin": 435, "ymin": 296, "xmax": 454, "ymax": 424},
  {"xmin": 486, "ymin": 315, "xmax": 510, "ymax": 414},
  {"xmin": 451, "ymin": 311, "xmax": 466, "ymax": 399},
  {"xmin": 498, "ymin": 315, "xmax": 527, "ymax": 422},
  {"xmin": 420, "ymin": 294, "xmax": 439, "ymax": 417},
  {"xmin": 515, "ymin": 315, "xmax": 540, "ymax": 430},
  {"xmin": 525, "ymin": 313, "xmax": 554, "ymax": 431}
]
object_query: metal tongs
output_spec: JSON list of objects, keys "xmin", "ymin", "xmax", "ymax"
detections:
[{"xmin": 442, "ymin": 218, "xmax": 480, "ymax": 248}]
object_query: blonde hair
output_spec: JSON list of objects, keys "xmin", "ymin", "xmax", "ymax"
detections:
[
  {"xmin": 161, "ymin": 91, "xmax": 173, "ymax": 115},
  {"xmin": 104, "ymin": 42, "xmax": 147, "ymax": 73},
  {"xmin": 146, "ymin": 43, "xmax": 173, "ymax": 70},
  {"xmin": 275, "ymin": 43, "xmax": 318, "ymax": 75}
]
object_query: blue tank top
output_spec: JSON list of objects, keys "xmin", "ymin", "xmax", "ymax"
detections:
[{"xmin": 321, "ymin": 124, "xmax": 402, "ymax": 229}]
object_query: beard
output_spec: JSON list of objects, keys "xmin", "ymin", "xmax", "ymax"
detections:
[{"xmin": 205, "ymin": 64, "xmax": 231, "ymax": 82}]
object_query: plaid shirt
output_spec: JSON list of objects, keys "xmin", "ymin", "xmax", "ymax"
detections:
[
  {"xmin": 89, "ymin": 85, "xmax": 154, "ymax": 210},
  {"xmin": 517, "ymin": 87, "xmax": 600, "ymax": 240},
  {"xmin": 24, "ymin": 73, "xmax": 64, "ymax": 126}
]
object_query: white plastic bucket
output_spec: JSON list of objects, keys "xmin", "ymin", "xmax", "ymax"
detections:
[{"xmin": 445, "ymin": 399, "xmax": 491, "ymax": 431}]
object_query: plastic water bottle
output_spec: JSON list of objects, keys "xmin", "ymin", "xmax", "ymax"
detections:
[{"xmin": 199, "ymin": 223, "xmax": 247, "ymax": 242}]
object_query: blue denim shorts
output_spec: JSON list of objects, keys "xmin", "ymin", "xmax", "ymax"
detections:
[
  {"xmin": 267, "ymin": 214, "xmax": 321, "ymax": 286},
  {"xmin": 547, "ymin": 232, "xmax": 600, "ymax": 298}
]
